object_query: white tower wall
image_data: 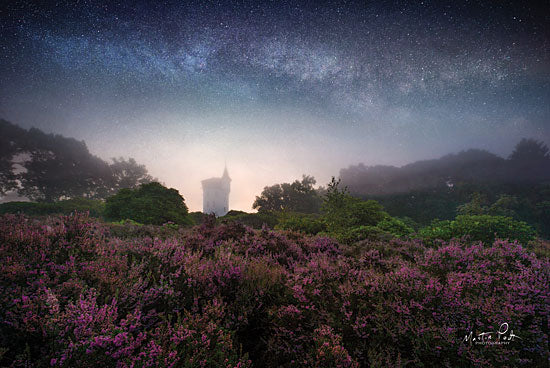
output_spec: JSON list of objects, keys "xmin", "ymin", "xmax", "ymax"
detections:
[{"xmin": 201, "ymin": 166, "xmax": 231, "ymax": 217}]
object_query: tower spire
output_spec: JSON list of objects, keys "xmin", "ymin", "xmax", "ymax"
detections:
[{"xmin": 222, "ymin": 161, "xmax": 230, "ymax": 180}]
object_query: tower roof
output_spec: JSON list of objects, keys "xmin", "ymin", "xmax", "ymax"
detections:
[
  {"xmin": 201, "ymin": 164, "xmax": 231, "ymax": 188},
  {"xmin": 222, "ymin": 164, "xmax": 230, "ymax": 180}
]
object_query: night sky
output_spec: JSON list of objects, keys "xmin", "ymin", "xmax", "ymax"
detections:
[{"xmin": 1, "ymin": 0, "xmax": 549, "ymax": 211}]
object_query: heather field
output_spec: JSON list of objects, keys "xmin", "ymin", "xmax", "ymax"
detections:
[{"xmin": 1, "ymin": 213, "xmax": 548, "ymax": 367}]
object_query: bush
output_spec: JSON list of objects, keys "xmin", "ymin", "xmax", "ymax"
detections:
[
  {"xmin": 104, "ymin": 182, "xmax": 192, "ymax": 225},
  {"xmin": 219, "ymin": 210, "xmax": 279, "ymax": 229},
  {"xmin": 1, "ymin": 213, "xmax": 547, "ymax": 367},
  {"xmin": 376, "ymin": 217, "xmax": 414, "ymax": 238},
  {"xmin": 0, "ymin": 198, "xmax": 105, "ymax": 218},
  {"xmin": 322, "ymin": 178, "xmax": 388, "ymax": 234},
  {"xmin": 419, "ymin": 215, "xmax": 536, "ymax": 245},
  {"xmin": 188, "ymin": 211, "xmax": 207, "ymax": 225},
  {"xmin": 418, "ymin": 219, "xmax": 453, "ymax": 244},
  {"xmin": 452, "ymin": 214, "xmax": 536, "ymax": 244},
  {"xmin": 331, "ymin": 225, "xmax": 392, "ymax": 244},
  {"xmin": 275, "ymin": 212, "xmax": 326, "ymax": 235}
]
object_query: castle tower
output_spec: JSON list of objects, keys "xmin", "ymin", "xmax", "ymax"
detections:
[{"xmin": 201, "ymin": 165, "xmax": 231, "ymax": 216}]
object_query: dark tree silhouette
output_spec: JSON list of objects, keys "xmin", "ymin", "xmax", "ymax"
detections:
[
  {"xmin": 0, "ymin": 120, "xmax": 25, "ymax": 195},
  {"xmin": 253, "ymin": 175, "xmax": 322, "ymax": 213},
  {"xmin": 509, "ymin": 138, "xmax": 550, "ymax": 162},
  {"xmin": 0, "ymin": 119, "xmax": 154, "ymax": 201},
  {"xmin": 508, "ymin": 138, "xmax": 550, "ymax": 183},
  {"xmin": 17, "ymin": 130, "xmax": 112, "ymax": 201},
  {"xmin": 110, "ymin": 157, "xmax": 154, "ymax": 192}
]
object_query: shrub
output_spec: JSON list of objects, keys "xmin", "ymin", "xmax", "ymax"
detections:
[
  {"xmin": 0, "ymin": 198, "xmax": 105, "ymax": 218},
  {"xmin": 376, "ymin": 217, "xmax": 414, "ymax": 238},
  {"xmin": 276, "ymin": 212, "xmax": 326, "ymax": 235},
  {"xmin": 329, "ymin": 225, "xmax": 391, "ymax": 244},
  {"xmin": 417, "ymin": 219, "xmax": 454, "ymax": 244},
  {"xmin": 189, "ymin": 211, "xmax": 207, "ymax": 225},
  {"xmin": 419, "ymin": 215, "xmax": 536, "ymax": 245},
  {"xmin": 104, "ymin": 182, "xmax": 192, "ymax": 225},
  {"xmin": 452, "ymin": 214, "xmax": 536, "ymax": 244},
  {"xmin": 220, "ymin": 210, "xmax": 279, "ymax": 229},
  {"xmin": 0, "ymin": 213, "xmax": 547, "ymax": 367},
  {"xmin": 322, "ymin": 178, "xmax": 387, "ymax": 234}
]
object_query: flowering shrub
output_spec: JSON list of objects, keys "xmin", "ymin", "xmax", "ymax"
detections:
[{"xmin": 0, "ymin": 213, "xmax": 548, "ymax": 367}]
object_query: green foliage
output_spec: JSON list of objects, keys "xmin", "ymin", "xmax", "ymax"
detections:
[
  {"xmin": 371, "ymin": 183, "xmax": 550, "ymax": 239},
  {"xmin": 397, "ymin": 216, "xmax": 419, "ymax": 231},
  {"xmin": 275, "ymin": 212, "xmax": 326, "ymax": 235},
  {"xmin": 529, "ymin": 239, "xmax": 550, "ymax": 259},
  {"xmin": 253, "ymin": 175, "xmax": 322, "ymax": 213},
  {"xmin": 419, "ymin": 215, "xmax": 536, "ymax": 245},
  {"xmin": 340, "ymin": 139, "xmax": 550, "ymax": 239},
  {"xmin": 417, "ymin": 219, "xmax": 454, "ymax": 243},
  {"xmin": 321, "ymin": 177, "xmax": 388, "ymax": 234},
  {"xmin": 331, "ymin": 225, "xmax": 391, "ymax": 244},
  {"xmin": 0, "ymin": 198, "xmax": 105, "ymax": 217},
  {"xmin": 452, "ymin": 215, "xmax": 536, "ymax": 244},
  {"xmin": 110, "ymin": 218, "xmax": 143, "ymax": 226},
  {"xmin": 317, "ymin": 177, "xmax": 395, "ymax": 244},
  {"xmin": 189, "ymin": 211, "xmax": 208, "ymax": 225},
  {"xmin": 371, "ymin": 189, "xmax": 461, "ymax": 226},
  {"xmin": 376, "ymin": 217, "xmax": 414, "ymax": 237},
  {"xmin": 104, "ymin": 182, "xmax": 192, "ymax": 225},
  {"xmin": 458, "ymin": 192, "xmax": 523, "ymax": 219},
  {"xmin": 219, "ymin": 210, "xmax": 279, "ymax": 229},
  {"xmin": 487, "ymin": 194, "xmax": 521, "ymax": 218},
  {"xmin": 456, "ymin": 192, "xmax": 489, "ymax": 215}
]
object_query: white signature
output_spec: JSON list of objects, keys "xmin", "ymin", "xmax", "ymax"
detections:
[{"xmin": 463, "ymin": 323, "xmax": 521, "ymax": 346}]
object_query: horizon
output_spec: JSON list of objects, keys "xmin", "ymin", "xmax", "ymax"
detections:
[
  {"xmin": 0, "ymin": 119, "xmax": 544, "ymax": 212},
  {"xmin": 1, "ymin": 0, "xmax": 549, "ymax": 211}
]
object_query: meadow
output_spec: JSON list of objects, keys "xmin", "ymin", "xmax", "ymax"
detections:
[{"xmin": 1, "ymin": 213, "xmax": 548, "ymax": 367}]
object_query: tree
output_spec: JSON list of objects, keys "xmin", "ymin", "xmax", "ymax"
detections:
[
  {"xmin": 509, "ymin": 138, "xmax": 550, "ymax": 162},
  {"xmin": 0, "ymin": 120, "xmax": 26, "ymax": 195},
  {"xmin": 18, "ymin": 132, "xmax": 112, "ymax": 201},
  {"xmin": 0, "ymin": 120, "xmax": 154, "ymax": 201},
  {"xmin": 253, "ymin": 175, "xmax": 322, "ymax": 213},
  {"xmin": 109, "ymin": 157, "xmax": 154, "ymax": 192},
  {"xmin": 104, "ymin": 182, "xmax": 192, "ymax": 225},
  {"xmin": 488, "ymin": 194, "xmax": 520, "ymax": 218},
  {"xmin": 507, "ymin": 138, "xmax": 550, "ymax": 183},
  {"xmin": 321, "ymin": 177, "xmax": 388, "ymax": 234},
  {"xmin": 456, "ymin": 192, "xmax": 489, "ymax": 216}
]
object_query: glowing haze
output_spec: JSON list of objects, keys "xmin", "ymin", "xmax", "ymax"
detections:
[{"xmin": 1, "ymin": 1, "xmax": 549, "ymax": 211}]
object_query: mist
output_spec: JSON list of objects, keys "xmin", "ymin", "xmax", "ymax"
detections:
[
  {"xmin": 1, "ymin": 2, "xmax": 550, "ymax": 367},
  {"xmin": 1, "ymin": 0, "xmax": 549, "ymax": 211}
]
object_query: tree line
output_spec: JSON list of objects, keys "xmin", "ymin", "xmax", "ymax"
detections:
[
  {"xmin": 339, "ymin": 138, "xmax": 550, "ymax": 196},
  {"xmin": 250, "ymin": 139, "xmax": 550, "ymax": 238}
]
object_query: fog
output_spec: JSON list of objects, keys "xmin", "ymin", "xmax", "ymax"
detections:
[{"xmin": 1, "ymin": 1, "xmax": 549, "ymax": 211}]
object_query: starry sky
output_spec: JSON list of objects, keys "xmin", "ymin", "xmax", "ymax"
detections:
[{"xmin": 1, "ymin": 0, "xmax": 549, "ymax": 211}]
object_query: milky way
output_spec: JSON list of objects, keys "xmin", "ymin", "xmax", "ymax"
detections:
[{"xmin": 1, "ymin": 0, "xmax": 549, "ymax": 210}]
